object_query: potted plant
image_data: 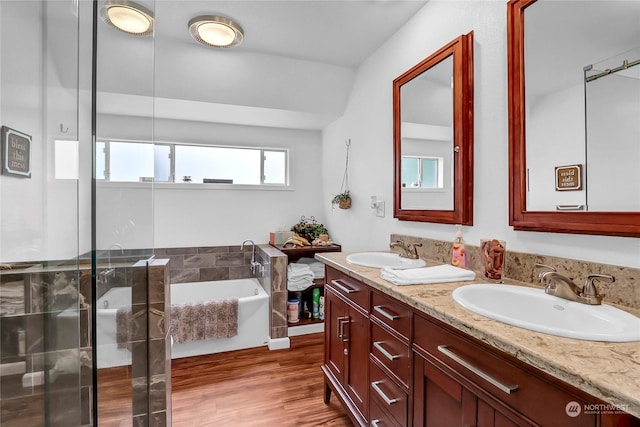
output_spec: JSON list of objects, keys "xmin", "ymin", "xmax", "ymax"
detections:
[
  {"xmin": 291, "ymin": 216, "xmax": 329, "ymax": 242},
  {"xmin": 332, "ymin": 139, "xmax": 352, "ymax": 210},
  {"xmin": 331, "ymin": 191, "xmax": 352, "ymax": 210}
]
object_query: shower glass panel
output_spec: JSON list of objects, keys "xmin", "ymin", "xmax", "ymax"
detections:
[
  {"xmin": 584, "ymin": 47, "xmax": 640, "ymax": 211},
  {"xmin": 94, "ymin": 0, "xmax": 155, "ymax": 424},
  {"xmin": 0, "ymin": 0, "xmax": 88, "ymax": 425}
]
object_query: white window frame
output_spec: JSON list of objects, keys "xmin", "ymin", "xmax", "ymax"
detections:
[
  {"xmin": 96, "ymin": 139, "xmax": 291, "ymax": 189},
  {"xmin": 400, "ymin": 155, "xmax": 444, "ymax": 189}
]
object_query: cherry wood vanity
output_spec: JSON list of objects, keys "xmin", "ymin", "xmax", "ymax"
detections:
[{"xmin": 319, "ymin": 254, "xmax": 640, "ymax": 427}]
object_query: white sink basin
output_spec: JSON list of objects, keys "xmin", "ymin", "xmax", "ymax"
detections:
[
  {"xmin": 346, "ymin": 252, "xmax": 426, "ymax": 269},
  {"xmin": 452, "ymin": 284, "xmax": 640, "ymax": 342}
]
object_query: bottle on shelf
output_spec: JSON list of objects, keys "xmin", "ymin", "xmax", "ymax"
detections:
[{"xmin": 312, "ymin": 288, "xmax": 320, "ymax": 319}]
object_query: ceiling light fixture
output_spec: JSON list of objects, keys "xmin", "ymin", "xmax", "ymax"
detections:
[
  {"xmin": 100, "ymin": 0, "xmax": 154, "ymax": 36},
  {"xmin": 188, "ymin": 15, "xmax": 244, "ymax": 48}
]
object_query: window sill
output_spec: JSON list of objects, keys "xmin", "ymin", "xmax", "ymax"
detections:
[{"xmin": 96, "ymin": 181, "xmax": 294, "ymax": 191}]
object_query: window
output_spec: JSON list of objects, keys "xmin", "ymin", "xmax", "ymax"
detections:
[
  {"xmin": 97, "ymin": 140, "xmax": 288, "ymax": 186},
  {"xmin": 401, "ymin": 156, "xmax": 444, "ymax": 189}
]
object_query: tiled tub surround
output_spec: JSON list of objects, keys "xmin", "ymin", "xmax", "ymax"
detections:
[
  {"xmin": 157, "ymin": 245, "xmax": 288, "ymax": 343},
  {"xmin": 391, "ymin": 233, "xmax": 639, "ymax": 310},
  {"xmin": 155, "ymin": 246, "xmax": 255, "ymax": 284},
  {"xmin": 317, "ymin": 251, "xmax": 640, "ymax": 419}
]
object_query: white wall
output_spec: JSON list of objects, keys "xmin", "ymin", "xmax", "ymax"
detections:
[
  {"xmin": 320, "ymin": 1, "xmax": 640, "ymax": 268},
  {"xmin": 96, "ymin": 115, "xmax": 324, "ymax": 248},
  {"xmin": 0, "ymin": 1, "xmax": 87, "ymax": 263},
  {"xmin": 526, "ymin": 84, "xmax": 586, "ymax": 210}
]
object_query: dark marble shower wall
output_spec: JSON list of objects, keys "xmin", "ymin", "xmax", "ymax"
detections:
[
  {"xmin": 0, "ymin": 264, "xmax": 92, "ymax": 427},
  {"xmin": 0, "ymin": 258, "xmax": 171, "ymax": 427}
]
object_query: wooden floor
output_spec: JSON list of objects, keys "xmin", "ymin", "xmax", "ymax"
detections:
[{"xmin": 98, "ymin": 333, "xmax": 353, "ymax": 426}]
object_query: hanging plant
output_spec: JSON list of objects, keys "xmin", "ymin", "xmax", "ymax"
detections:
[
  {"xmin": 332, "ymin": 139, "xmax": 352, "ymax": 210},
  {"xmin": 331, "ymin": 191, "xmax": 351, "ymax": 209}
]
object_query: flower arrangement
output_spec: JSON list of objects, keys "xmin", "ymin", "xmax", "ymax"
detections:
[{"xmin": 290, "ymin": 216, "xmax": 328, "ymax": 243}]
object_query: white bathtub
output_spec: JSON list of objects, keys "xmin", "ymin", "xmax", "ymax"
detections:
[
  {"xmin": 170, "ymin": 279, "xmax": 269, "ymax": 359},
  {"xmin": 96, "ymin": 278, "xmax": 270, "ymax": 368}
]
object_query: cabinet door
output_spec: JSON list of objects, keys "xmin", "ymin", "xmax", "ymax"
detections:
[
  {"xmin": 413, "ymin": 352, "xmax": 532, "ymax": 427},
  {"xmin": 325, "ymin": 287, "xmax": 348, "ymax": 381},
  {"xmin": 344, "ymin": 303, "xmax": 369, "ymax": 419}
]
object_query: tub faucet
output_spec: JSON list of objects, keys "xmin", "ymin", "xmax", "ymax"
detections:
[
  {"xmin": 241, "ymin": 239, "xmax": 262, "ymax": 275},
  {"xmin": 389, "ymin": 240, "xmax": 422, "ymax": 259},
  {"xmin": 100, "ymin": 243, "xmax": 124, "ymax": 280}
]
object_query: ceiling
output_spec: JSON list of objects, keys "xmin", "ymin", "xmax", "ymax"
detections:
[
  {"xmin": 152, "ymin": 0, "xmax": 428, "ymax": 68},
  {"xmin": 525, "ymin": 1, "xmax": 640, "ymax": 102},
  {"xmin": 94, "ymin": 0, "xmax": 429, "ymax": 129}
]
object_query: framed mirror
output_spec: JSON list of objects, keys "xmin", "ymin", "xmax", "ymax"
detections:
[
  {"xmin": 393, "ymin": 32, "xmax": 474, "ymax": 224},
  {"xmin": 508, "ymin": 0, "xmax": 640, "ymax": 237}
]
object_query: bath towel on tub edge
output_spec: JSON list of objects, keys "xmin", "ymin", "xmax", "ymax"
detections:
[
  {"xmin": 116, "ymin": 307, "xmax": 131, "ymax": 350},
  {"xmin": 170, "ymin": 298, "xmax": 239, "ymax": 344}
]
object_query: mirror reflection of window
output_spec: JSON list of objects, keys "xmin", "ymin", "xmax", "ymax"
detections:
[
  {"xmin": 401, "ymin": 156, "xmax": 443, "ymax": 189},
  {"xmin": 399, "ymin": 55, "xmax": 454, "ymax": 210}
]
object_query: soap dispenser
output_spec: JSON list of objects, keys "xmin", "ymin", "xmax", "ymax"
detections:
[{"xmin": 451, "ymin": 225, "xmax": 467, "ymax": 269}]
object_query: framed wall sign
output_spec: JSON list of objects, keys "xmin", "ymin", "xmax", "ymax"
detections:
[
  {"xmin": 555, "ymin": 164, "xmax": 582, "ymax": 191},
  {"xmin": 1, "ymin": 126, "xmax": 32, "ymax": 178}
]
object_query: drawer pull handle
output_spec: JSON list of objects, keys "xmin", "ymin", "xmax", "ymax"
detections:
[
  {"xmin": 331, "ymin": 279, "xmax": 357, "ymax": 294},
  {"xmin": 371, "ymin": 381, "xmax": 399, "ymax": 405},
  {"xmin": 373, "ymin": 305, "xmax": 400, "ymax": 321},
  {"xmin": 373, "ymin": 341, "xmax": 399, "ymax": 361},
  {"xmin": 437, "ymin": 345, "xmax": 519, "ymax": 395}
]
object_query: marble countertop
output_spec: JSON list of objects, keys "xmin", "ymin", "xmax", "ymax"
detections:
[{"xmin": 316, "ymin": 252, "xmax": 640, "ymax": 419}]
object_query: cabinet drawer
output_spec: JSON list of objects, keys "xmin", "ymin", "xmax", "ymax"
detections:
[
  {"xmin": 413, "ymin": 314, "xmax": 597, "ymax": 427},
  {"xmin": 371, "ymin": 321, "xmax": 410, "ymax": 388},
  {"xmin": 371, "ymin": 291, "xmax": 411, "ymax": 339},
  {"xmin": 370, "ymin": 395, "xmax": 402, "ymax": 427},
  {"xmin": 326, "ymin": 266, "xmax": 369, "ymax": 311},
  {"xmin": 370, "ymin": 360, "xmax": 407, "ymax": 427}
]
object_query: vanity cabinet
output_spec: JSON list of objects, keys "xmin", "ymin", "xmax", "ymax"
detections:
[
  {"xmin": 321, "ymin": 265, "xmax": 640, "ymax": 427},
  {"xmin": 369, "ymin": 290, "xmax": 412, "ymax": 427},
  {"xmin": 323, "ymin": 267, "xmax": 370, "ymax": 426},
  {"xmin": 413, "ymin": 314, "xmax": 595, "ymax": 427}
]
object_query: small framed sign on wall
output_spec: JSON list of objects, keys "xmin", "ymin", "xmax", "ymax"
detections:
[
  {"xmin": 555, "ymin": 164, "xmax": 582, "ymax": 191},
  {"xmin": 1, "ymin": 126, "xmax": 32, "ymax": 178}
]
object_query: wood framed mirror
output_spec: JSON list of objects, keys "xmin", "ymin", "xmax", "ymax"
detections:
[
  {"xmin": 508, "ymin": 0, "xmax": 640, "ymax": 237},
  {"xmin": 393, "ymin": 32, "xmax": 474, "ymax": 224}
]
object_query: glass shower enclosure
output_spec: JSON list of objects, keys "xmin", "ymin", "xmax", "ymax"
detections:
[{"xmin": 0, "ymin": 0, "xmax": 156, "ymax": 425}]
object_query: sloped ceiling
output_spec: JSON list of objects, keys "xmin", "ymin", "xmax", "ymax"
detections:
[{"xmin": 94, "ymin": 0, "xmax": 428, "ymax": 130}]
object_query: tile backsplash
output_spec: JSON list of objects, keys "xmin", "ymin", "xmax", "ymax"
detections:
[
  {"xmin": 154, "ymin": 246, "xmax": 253, "ymax": 284},
  {"xmin": 391, "ymin": 234, "xmax": 639, "ymax": 310}
]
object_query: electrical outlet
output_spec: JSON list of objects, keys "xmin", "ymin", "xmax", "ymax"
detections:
[{"xmin": 376, "ymin": 201, "xmax": 385, "ymax": 217}]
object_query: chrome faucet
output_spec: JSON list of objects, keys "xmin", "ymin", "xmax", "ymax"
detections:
[
  {"xmin": 389, "ymin": 240, "xmax": 422, "ymax": 259},
  {"xmin": 241, "ymin": 239, "xmax": 262, "ymax": 275},
  {"xmin": 101, "ymin": 243, "xmax": 124, "ymax": 280},
  {"xmin": 539, "ymin": 270, "xmax": 614, "ymax": 306}
]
